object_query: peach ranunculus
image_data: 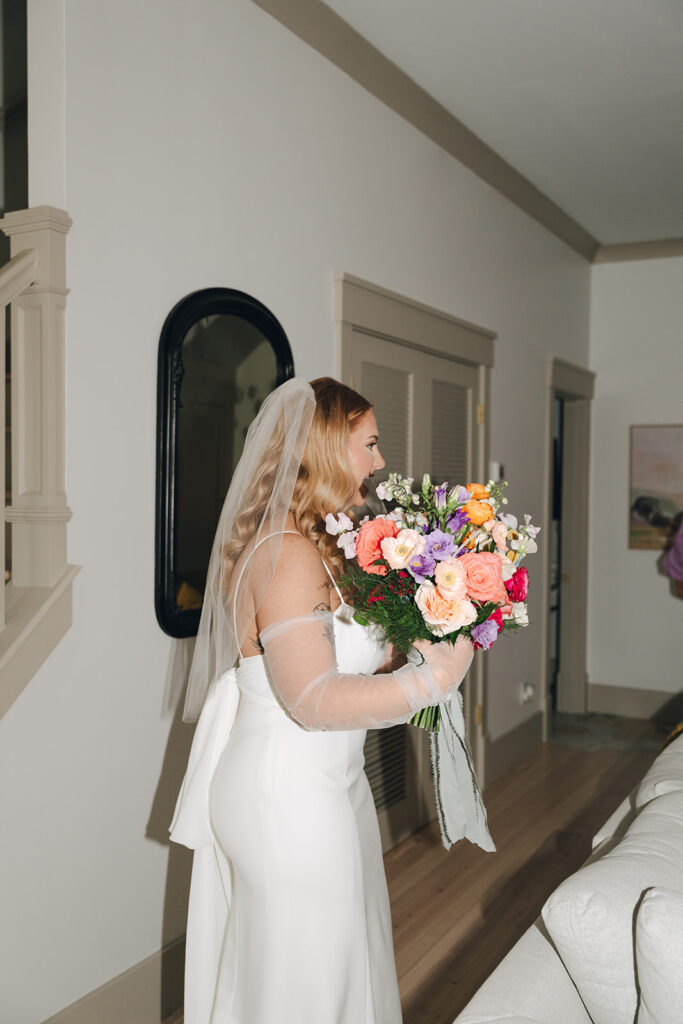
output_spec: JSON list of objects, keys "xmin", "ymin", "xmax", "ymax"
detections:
[
  {"xmin": 463, "ymin": 498, "xmax": 493, "ymax": 526},
  {"xmin": 355, "ymin": 518, "xmax": 398, "ymax": 576},
  {"xmin": 434, "ymin": 556, "xmax": 467, "ymax": 600},
  {"xmin": 466, "ymin": 482, "xmax": 490, "ymax": 501},
  {"xmin": 415, "ymin": 580, "xmax": 477, "ymax": 636},
  {"xmin": 458, "ymin": 551, "xmax": 508, "ymax": 603},
  {"xmin": 489, "ymin": 520, "xmax": 508, "ymax": 552},
  {"xmin": 381, "ymin": 528, "xmax": 425, "ymax": 570}
]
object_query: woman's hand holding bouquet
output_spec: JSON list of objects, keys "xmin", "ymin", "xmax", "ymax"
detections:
[{"xmin": 326, "ymin": 473, "xmax": 540, "ymax": 730}]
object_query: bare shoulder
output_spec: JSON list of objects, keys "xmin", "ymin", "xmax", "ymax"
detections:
[
  {"xmin": 257, "ymin": 530, "xmax": 331, "ymax": 627},
  {"xmin": 277, "ymin": 531, "xmax": 326, "ymax": 574}
]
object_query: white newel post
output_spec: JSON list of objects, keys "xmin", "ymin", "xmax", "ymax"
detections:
[{"xmin": 0, "ymin": 206, "xmax": 72, "ymax": 588}]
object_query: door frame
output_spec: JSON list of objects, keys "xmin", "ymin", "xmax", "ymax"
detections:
[
  {"xmin": 541, "ymin": 357, "xmax": 595, "ymax": 739},
  {"xmin": 335, "ymin": 272, "xmax": 496, "ymax": 784}
]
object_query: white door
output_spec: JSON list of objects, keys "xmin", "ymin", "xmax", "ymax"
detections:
[{"xmin": 342, "ymin": 331, "xmax": 482, "ymax": 850}]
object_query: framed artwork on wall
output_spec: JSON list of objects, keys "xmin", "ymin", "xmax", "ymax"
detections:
[{"xmin": 629, "ymin": 424, "xmax": 683, "ymax": 549}]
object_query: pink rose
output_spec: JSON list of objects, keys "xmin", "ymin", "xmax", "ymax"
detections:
[
  {"xmin": 505, "ymin": 566, "xmax": 529, "ymax": 602},
  {"xmin": 458, "ymin": 551, "xmax": 508, "ymax": 604}
]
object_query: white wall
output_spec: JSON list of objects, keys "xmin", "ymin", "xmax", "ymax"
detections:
[
  {"xmin": 0, "ymin": 1, "xmax": 590, "ymax": 1019},
  {"xmin": 588, "ymin": 256, "xmax": 683, "ymax": 697}
]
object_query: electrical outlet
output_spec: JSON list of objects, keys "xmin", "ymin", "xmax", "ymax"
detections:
[{"xmin": 520, "ymin": 682, "xmax": 536, "ymax": 704}]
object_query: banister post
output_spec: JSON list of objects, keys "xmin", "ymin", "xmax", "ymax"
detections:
[{"xmin": 0, "ymin": 205, "xmax": 72, "ymax": 587}]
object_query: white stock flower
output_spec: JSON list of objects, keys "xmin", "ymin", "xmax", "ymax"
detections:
[
  {"xmin": 325, "ymin": 513, "xmax": 342, "ymax": 535},
  {"xmin": 523, "ymin": 514, "xmax": 541, "ymax": 539},
  {"xmin": 337, "ymin": 532, "xmax": 358, "ymax": 559},
  {"xmin": 511, "ymin": 534, "xmax": 538, "ymax": 556}
]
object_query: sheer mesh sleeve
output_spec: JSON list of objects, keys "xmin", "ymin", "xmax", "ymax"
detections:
[{"xmin": 260, "ymin": 613, "xmax": 473, "ymax": 731}]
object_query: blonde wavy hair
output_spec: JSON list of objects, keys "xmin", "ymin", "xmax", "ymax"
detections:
[{"xmin": 223, "ymin": 377, "xmax": 371, "ymax": 581}]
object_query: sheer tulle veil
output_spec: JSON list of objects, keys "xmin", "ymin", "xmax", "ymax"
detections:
[{"xmin": 183, "ymin": 377, "xmax": 315, "ymax": 721}]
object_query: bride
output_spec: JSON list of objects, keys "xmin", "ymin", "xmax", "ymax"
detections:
[{"xmin": 171, "ymin": 376, "xmax": 475, "ymax": 1023}]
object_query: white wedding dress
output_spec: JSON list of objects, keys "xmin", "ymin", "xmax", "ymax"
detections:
[{"xmin": 172, "ymin": 559, "xmax": 403, "ymax": 1024}]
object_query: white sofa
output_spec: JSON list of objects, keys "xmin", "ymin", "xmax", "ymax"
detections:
[{"xmin": 453, "ymin": 732, "xmax": 683, "ymax": 1024}]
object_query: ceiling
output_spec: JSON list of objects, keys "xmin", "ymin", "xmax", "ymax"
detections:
[{"xmin": 323, "ymin": 0, "xmax": 683, "ymax": 246}]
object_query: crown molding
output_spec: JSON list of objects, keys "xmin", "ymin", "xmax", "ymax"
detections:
[
  {"xmin": 251, "ymin": 0, "xmax": 599, "ymax": 262},
  {"xmin": 593, "ymin": 237, "xmax": 683, "ymax": 264}
]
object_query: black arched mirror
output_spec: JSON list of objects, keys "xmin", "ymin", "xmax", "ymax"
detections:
[{"xmin": 155, "ymin": 288, "xmax": 294, "ymax": 637}]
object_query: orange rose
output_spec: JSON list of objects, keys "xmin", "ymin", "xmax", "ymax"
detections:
[
  {"xmin": 356, "ymin": 518, "xmax": 398, "ymax": 576},
  {"xmin": 464, "ymin": 499, "xmax": 493, "ymax": 526},
  {"xmin": 458, "ymin": 551, "xmax": 508, "ymax": 603},
  {"xmin": 466, "ymin": 482, "xmax": 490, "ymax": 500}
]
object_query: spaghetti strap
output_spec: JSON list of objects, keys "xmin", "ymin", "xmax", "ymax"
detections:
[
  {"xmin": 321, "ymin": 557, "xmax": 345, "ymax": 606},
  {"xmin": 233, "ymin": 531, "xmax": 302, "ymax": 657}
]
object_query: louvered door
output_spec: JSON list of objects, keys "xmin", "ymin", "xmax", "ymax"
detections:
[{"xmin": 343, "ymin": 331, "xmax": 480, "ymax": 851}]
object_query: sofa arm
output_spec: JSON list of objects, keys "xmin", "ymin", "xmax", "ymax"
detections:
[{"xmin": 453, "ymin": 920, "xmax": 592, "ymax": 1023}]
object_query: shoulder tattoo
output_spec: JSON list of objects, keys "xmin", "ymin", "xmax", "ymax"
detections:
[{"xmin": 313, "ymin": 601, "xmax": 335, "ymax": 645}]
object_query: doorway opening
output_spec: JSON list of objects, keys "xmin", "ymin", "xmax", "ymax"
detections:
[
  {"xmin": 548, "ymin": 395, "xmax": 565, "ymax": 713},
  {"xmin": 542, "ymin": 359, "xmax": 595, "ymax": 741}
]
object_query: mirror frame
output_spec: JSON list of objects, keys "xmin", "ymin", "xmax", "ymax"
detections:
[{"xmin": 155, "ymin": 287, "xmax": 295, "ymax": 638}]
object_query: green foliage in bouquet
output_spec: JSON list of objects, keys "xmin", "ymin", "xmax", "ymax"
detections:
[{"xmin": 340, "ymin": 560, "xmax": 498, "ymax": 653}]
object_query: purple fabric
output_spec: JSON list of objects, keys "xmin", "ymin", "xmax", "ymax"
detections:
[{"xmin": 663, "ymin": 520, "xmax": 683, "ymax": 581}]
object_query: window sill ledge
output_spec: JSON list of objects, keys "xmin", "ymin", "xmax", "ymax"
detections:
[{"xmin": 0, "ymin": 564, "xmax": 80, "ymax": 720}]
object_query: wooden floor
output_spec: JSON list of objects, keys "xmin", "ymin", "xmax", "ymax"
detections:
[{"xmin": 164, "ymin": 715, "xmax": 666, "ymax": 1024}]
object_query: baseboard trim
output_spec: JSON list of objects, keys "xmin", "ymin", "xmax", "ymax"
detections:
[
  {"xmin": 588, "ymin": 683, "xmax": 683, "ymax": 723},
  {"xmin": 485, "ymin": 711, "xmax": 543, "ymax": 786},
  {"xmin": 42, "ymin": 936, "xmax": 185, "ymax": 1024}
]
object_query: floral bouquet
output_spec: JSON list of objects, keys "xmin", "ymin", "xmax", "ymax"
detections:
[{"xmin": 326, "ymin": 474, "xmax": 540, "ymax": 731}]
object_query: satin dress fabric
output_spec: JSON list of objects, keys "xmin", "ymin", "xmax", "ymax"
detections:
[{"xmin": 206, "ymin": 602, "xmax": 403, "ymax": 1024}]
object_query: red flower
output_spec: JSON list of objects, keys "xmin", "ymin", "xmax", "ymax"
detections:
[
  {"xmin": 505, "ymin": 566, "xmax": 529, "ymax": 602},
  {"xmin": 489, "ymin": 608, "xmax": 504, "ymax": 631}
]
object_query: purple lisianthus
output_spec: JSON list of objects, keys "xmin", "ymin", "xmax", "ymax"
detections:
[
  {"xmin": 406, "ymin": 552, "xmax": 437, "ymax": 584},
  {"xmin": 446, "ymin": 509, "xmax": 469, "ymax": 533},
  {"xmin": 424, "ymin": 529, "xmax": 457, "ymax": 561},
  {"xmin": 471, "ymin": 619, "xmax": 500, "ymax": 650},
  {"xmin": 434, "ymin": 483, "xmax": 448, "ymax": 509}
]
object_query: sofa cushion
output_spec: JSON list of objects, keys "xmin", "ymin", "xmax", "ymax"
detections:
[
  {"xmin": 542, "ymin": 790, "xmax": 683, "ymax": 1024},
  {"xmin": 635, "ymin": 886, "xmax": 683, "ymax": 1024},
  {"xmin": 453, "ymin": 922, "xmax": 592, "ymax": 1024},
  {"xmin": 636, "ymin": 733, "xmax": 683, "ymax": 808}
]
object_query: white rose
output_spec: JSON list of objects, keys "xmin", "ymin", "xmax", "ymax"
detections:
[
  {"xmin": 497, "ymin": 551, "xmax": 517, "ymax": 582},
  {"xmin": 511, "ymin": 602, "xmax": 529, "ymax": 627}
]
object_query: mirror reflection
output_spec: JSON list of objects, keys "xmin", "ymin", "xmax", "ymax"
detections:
[{"xmin": 175, "ymin": 315, "xmax": 278, "ymax": 612}]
